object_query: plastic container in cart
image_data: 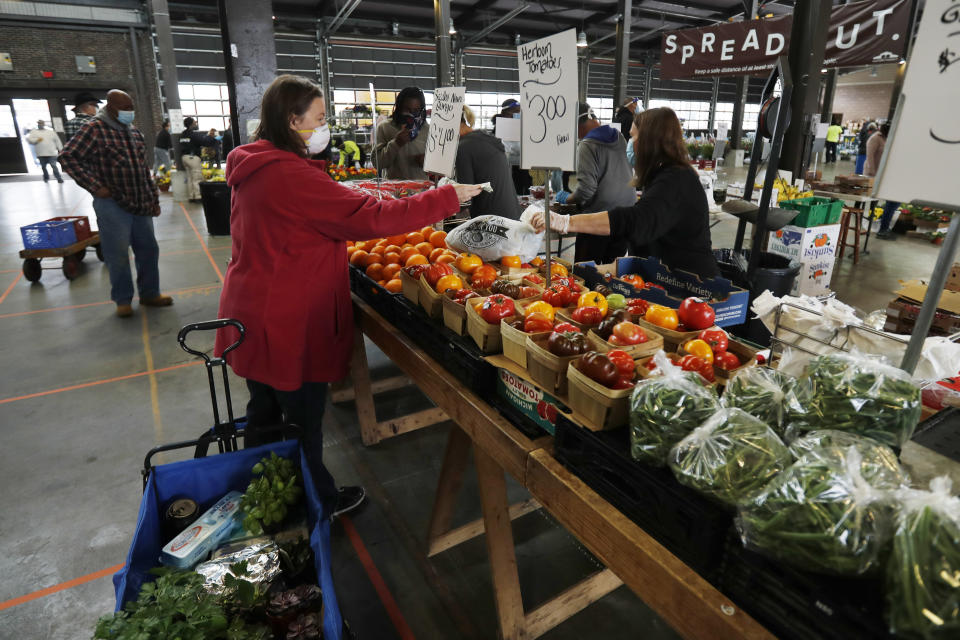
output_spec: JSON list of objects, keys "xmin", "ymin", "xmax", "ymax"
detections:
[{"xmin": 779, "ymin": 196, "xmax": 842, "ymax": 227}]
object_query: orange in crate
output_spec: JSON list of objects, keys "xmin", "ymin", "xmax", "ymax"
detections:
[
  {"xmin": 429, "ymin": 230, "xmax": 447, "ymax": 248},
  {"xmin": 349, "ymin": 250, "xmax": 368, "ymax": 266},
  {"xmin": 405, "ymin": 232, "xmax": 425, "ymax": 245},
  {"xmin": 382, "ymin": 264, "xmax": 402, "ymax": 280},
  {"xmin": 365, "ymin": 263, "xmax": 384, "ymax": 281},
  {"xmin": 363, "ymin": 253, "xmax": 383, "ymax": 267},
  {"xmin": 385, "ymin": 279, "xmax": 402, "ymax": 293},
  {"xmin": 405, "ymin": 253, "xmax": 428, "ymax": 267}
]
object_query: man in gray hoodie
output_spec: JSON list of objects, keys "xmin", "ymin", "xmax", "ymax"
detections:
[
  {"xmin": 557, "ymin": 103, "xmax": 637, "ymax": 262},
  {"xmin": 456, "ymin": 106, "xmax": 521, "ymax": 220}
]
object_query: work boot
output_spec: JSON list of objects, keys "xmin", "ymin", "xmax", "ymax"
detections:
[
  {"xmin": 141, "ymin": 294, "xmax": 174, "ymax": 306},
  {"xmin": 332, "ymin": 486, "xmax": 366, "ymax": 518},
  {"xmin": 116, "ymin": 303, "xmax": 134, "ymax": 318},
  {"xmin": 876, "ymin": 230, "xmax": 897, "ymax": 241}
]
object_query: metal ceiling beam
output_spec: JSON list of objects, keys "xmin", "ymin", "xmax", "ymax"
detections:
[
  {"xmin": 459, "ymin": 2, "xmax": 530, "ymax": 49},
  {"xmin": 325, "ymin": 0, "xmax": 362, "ymax": 35}
]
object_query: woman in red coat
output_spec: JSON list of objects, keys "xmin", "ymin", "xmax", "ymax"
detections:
[{"xmin": 215, "ymin": 75, "xmax": 480, "ymax": 515}]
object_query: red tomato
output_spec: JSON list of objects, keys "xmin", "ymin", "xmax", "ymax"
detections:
[
  {"xmin": 570, "ymin": 306, "xmax": 602, "ymax": 326},
  {"xmin": 425, "ymin": 262, "xmax": 454, "ymax": 288},
  {"xmin": 715, "ymin": 351, "xmax": 742, "ymax": 370},
  {"xmin": 471, "ymin": 264, "xmax": 498, "ymax": 289},
  {"xmin": 524, "ymin": 273, "xmax": 545, "ymax": 285},
  {"xmin": 403, "ymin": 264, "xmax": 429, "ymax": 280},
  {"xmin": 756, "ymin": 354, "xmax": 767, "ymax": 365},
  {"xmin": 611, "ymin": 376, "xmax": 636, "ymax": 390},
  {"xmin": 543, "ymin": 284, "xmax": 572, "ymax": 307},
  {"xmin": 699, "ymin": 328, "xmax": 729, "ymax": 353},
  {"xmin": 520, "ymin": 286, "xmax": 540, "ymax": 298},
  {"xmin": 606, "ymin": 350, "xmax": 635, "ymax": 377},
  {"xmin": 524, "ymin": 312, "xmax": 554, "ymax": 333},
  {"xmin": 612, "ymin": 321, "xmax": 648, "ymax": 345},
  {"xmin": 627, "ymin": 299, "xmax": 649, "ymax": 316},
  {"xmin": 643, "ymin": 282, "xmax": 666, "ymax": 291},
  {"xmin": 677, "ymin": 297, "xmax": 715, "ymax": 331},
  {"xmin": 480, "ymin": 295, "xmax": 516, "ymax": 324},
  {"xmin": 679, "ymin": 354, "xmax": 715, "ymax": 383},
  {"xmin": 554, "ymin": 322, "xmax": 581, "ymax": 333}
]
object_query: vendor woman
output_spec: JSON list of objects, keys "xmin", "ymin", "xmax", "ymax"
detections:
[
  {"xmin": 532, "ymin": 107, "xmax": 718, "ymax": 278},
  {"xmin": 215, "ymin": 75, "xmax": 481, "ymax": 516}
]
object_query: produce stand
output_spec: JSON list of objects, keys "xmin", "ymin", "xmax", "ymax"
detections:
[{"xmin": 349, "ymin": 294, "xmax": 775, "ymax": 640}]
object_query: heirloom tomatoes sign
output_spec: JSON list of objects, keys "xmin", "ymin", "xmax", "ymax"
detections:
[{"xmin": 660, "ymin": 0, "xmax": 910, "ymax": 80}]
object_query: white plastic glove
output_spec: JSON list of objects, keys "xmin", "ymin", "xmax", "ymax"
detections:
[{"xmin": 550, "ymin": 210, "xmax": 571, "ymax": 234}]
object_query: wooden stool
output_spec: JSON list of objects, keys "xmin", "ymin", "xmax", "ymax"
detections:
[{"xmin": 838, "ymin": 206, "xmax": 863, "ymax": 264}]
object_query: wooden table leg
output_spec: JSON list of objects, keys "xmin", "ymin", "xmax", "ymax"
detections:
[
  {"xmin": 426, "ymin": 426, "xmax": 473, "ymax": 554},
  {"xmin": 475, "ymin": 446, "xmax": 526, "ymax": 640},
  {"xmin": 350, "ymin": 323, "xmax": 380, "ymax": 446}
]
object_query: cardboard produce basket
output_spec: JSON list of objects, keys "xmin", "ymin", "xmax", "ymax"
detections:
[
  {"xmin": 441, "ymin": 294, "xmax": 469, "ymax": 335},
  {"xmin": 500, "ymin": 319, "xmax": 551, "ymax": 369},
  {"xmin": 586, "ymin": 328, "xmax": 663, "ymax": 359},
  {"xmin": 676, "ymin": 338, "xmax": 758, "ymax": 384},
  {"xmin": 418, "ymin": 273, "xmax": 445, "ymax": 319},
  {"xmin": 635, "ymin": 317, "xmax": 714, "ymax": 352},
  {"xmin": 525, "ymin": 333, "xmax": 581, "ymax": 395},
  {"xmin": 566, "ymin": 361, "xmax": 633, "ymax": 431},
  {"xmin": 400, "ymin": 269, "xmax": 421, "ymax": 304},
  {"xmin": 466, "ymin": 296, "xmax": 510, "ymax": 354}
]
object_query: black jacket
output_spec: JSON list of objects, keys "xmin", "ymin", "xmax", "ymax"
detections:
[
  {"xmin": 155, "ymin": 128, "xmax": 172, "ymax": 150},
  {"xmin": 456, "ymin": 130, "xmax": 521, "ymax": 220},
  {"xmin": 857, "ymin": 128, "xmax": 873, "ymax": 156},
  {"xmin": 179, "ymin": 128, "xmax": 216, "ymax": 157},
  {"xmin": 608, "ymin": 165, "xmax": 718, "ymax": 278},
  {"xmin": 614, "ymin": 106, "xmax": 634, "ymax": 140}
]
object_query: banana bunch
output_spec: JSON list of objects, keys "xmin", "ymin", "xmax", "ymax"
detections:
[{"xmin": 754, "ymin": 177, "xmax": 812, "ymax": 202}]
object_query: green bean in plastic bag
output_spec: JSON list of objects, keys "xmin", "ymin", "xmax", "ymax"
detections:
[
  {"xmin": 788, "ymin": 429, "xmax": 909, "ymax": 488},
  {"xmin": 886, "ymin": 477, "xmax": 960, "ymax": 639},
  {"xmin": 721, "ymin": 367, "xmax": 800, "ymax": 437},
  {"xmin": 669, "ymin": 408, "xmax": 791, "ymax": 507},
  {"xmin": 789, "ymin": 352, "xmax": 922, "ymax": 449},
  {"xmin": 736, "ymin": 445, "xmax": 904, "ymax": 576},
  {"xmin": 629, "ymin": 351, "xmax": 720, "ymax": 467}
]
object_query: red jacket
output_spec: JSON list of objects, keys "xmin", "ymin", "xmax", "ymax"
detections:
[{"xmin": 215, "ymin": 140, "xmax": 460, "ymax": 391}]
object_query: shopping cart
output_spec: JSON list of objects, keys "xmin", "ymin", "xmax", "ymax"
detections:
[{"xmin": 111, "ymin": 319, "xmax": 344, "ymax": 639}]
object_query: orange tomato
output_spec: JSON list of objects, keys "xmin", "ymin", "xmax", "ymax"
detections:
[
  {"xmin": 456, "ymin": 253, "xmax": 483, "ymax": 274},
  {"xmin": 384, "ymin": 279, "xmax": 402, "ymax": 293},
  {"xmin": 549, "ymin": 262, "xmax": 568, "ymax": 277},
  {"xmin": 366, "ymin": 263, "xmax": 384, "ymax": 280},
  {"xmin": 349, "ymin": 250, "xmax": 368, "ymax": 266},
  {"xmin": 429, "ymin": 247, "xmax": 446, "ymax": 262},
  {"xmin": 346, "ymin": 241, "xmax": 355, "ymax": 247},
  {"xmin": 400, "ymin": 246, "xmax": 419, "ymax": 263},
  {"xmin": 419, "ymin": 225, "xmax": 435, "ymax": 237},
  {"xmin": 501, "ymin": 255, "xmax": 522, "ymax": 268},
  {"xmin": 471, "ymin": 264, "xmax": 498, "ymax": 289},
  {"xmin": 415, "ymin": 241, "xmax": 434, "ymax": 257},
  {"xmin": 435, "ymin": 254, "xmax": 456, "ymax": 265},
  {"xmin": 346, "ymin": 245, "xmax": 358, "ymax": 258},
  {"xmin": 428, "ymin": 230, "xmax": 447, "ymax": 248},
  {"xmin": 384, "ymin": 251, "xmax": 402, "ymax": 265},
  {"xmin": 530, "ymin": 256, "xmax": 544, "ymax": 267},
  {"xmin": 405, "ymin": 253, "xmax": 428, "ymax": 267},
  {"xmin": 524, "ymin": 301, "xmax": 555, "ymax": 321},
  {"xmin": 405, "ymin": 232, "xmax": 425, "ymax": 245},
  {"xmin": 386, "ymin": 234, "xmax": 408, "ymax": 245},
  {"xmin": 645, "ymin": 304, "xmax": 679, "ymax": 331},
  {"xmin": 370, "ymin": 245, "xmax": 386, "ymax": 255},
  {"xmin": 382, "ymin": 264, "xmax": 402, "ymax": 280},
  {"xmin": 435, "ymin": 274, "xmax": 464, "ymax": 293},
  {"xmin": 683, "ymin": 339, "xmax": 714, "ymax": 364}
]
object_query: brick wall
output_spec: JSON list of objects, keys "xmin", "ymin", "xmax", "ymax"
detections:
[
  {"xmin": 832, "ymin": 65, "xmax": 899, "ymax": 123},
  {"xmin": 0, "ymin": 25, "xmax": 162, "ymax": 152}
]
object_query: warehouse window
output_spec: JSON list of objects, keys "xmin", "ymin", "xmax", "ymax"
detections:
[
  {"xmin": 178, "ymin": 84, "xmax": 231, "ymax": 131},
  {"xmin": 586, "ymin": 97, "xmax": 614, "ymax": 126}
]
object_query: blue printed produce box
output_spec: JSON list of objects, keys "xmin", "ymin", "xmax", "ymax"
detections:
[
  {"xmin": 495, "ymin": 367, "xmax": 564, "ymax": 435},
  {"xmin": 574, "ymin": 256, "xmax": 750, "ymax": 328}
]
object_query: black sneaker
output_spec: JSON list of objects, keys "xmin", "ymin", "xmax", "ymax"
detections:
[
  {"xmin": 332, "ymin": 486, "xmax": 366, "ymax": 518},
  {"xmin": 876, "ymin": 230, "xmax": 897, "ymax": 240}
]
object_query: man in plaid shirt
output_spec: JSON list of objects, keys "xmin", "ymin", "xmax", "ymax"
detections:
[
  {"xmin": 59, "ymin": 89, "xmax": 173, "ymax": 317},
  {"xmin": 64, "ymin": 91, "xmax": 100, "ymax": 141}
]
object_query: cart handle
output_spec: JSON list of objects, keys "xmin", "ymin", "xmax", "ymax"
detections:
[{"xmin": 177, "ymin": 318, "xmax": 245, "ymax": 361}]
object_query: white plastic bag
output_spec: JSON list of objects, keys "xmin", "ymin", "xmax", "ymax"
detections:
[{"xmin": 445, "ymin": 213, "xmax": 544, "ymax": 263}]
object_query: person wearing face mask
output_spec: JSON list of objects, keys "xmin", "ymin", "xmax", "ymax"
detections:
[
  {"xmin": 59, "ymin": 89, "xmax": 172, "ymax": 317},
  {"xmin": 372, "ymin": 86, "xmax": 429, "ymax": 179},
  {"xmin": 215, "ymin": 75, "xmax": 482, "ymax": 517},
  {"xmin": 179, "ymin": 117, "xmax": 217, "ymax": 202}
]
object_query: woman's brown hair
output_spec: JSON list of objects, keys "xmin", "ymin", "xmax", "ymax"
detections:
[
  {"xmin": 632, "ymin": 107, "xmax": 693, "ymax": 188},
  {"xmin": 252, "ymin": 74, "xmax": 322, "ymax": 156}
]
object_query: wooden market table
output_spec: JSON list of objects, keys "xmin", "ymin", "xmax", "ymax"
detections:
[{"xmin": 347, "ymin": 295, "xmax": 774, "ymax": 640}]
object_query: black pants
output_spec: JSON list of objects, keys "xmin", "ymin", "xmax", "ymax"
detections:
[
  {"xmin": 825, "ymin": 141, "xmax": 837, "ymax": 163},
  {"xmin": 245, "ymin": 379, "xmax": 338, "ymax": 510}
]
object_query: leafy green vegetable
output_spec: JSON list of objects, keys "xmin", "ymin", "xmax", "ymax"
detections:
[
  {"xmin": 886, "ymin": 478, "xmax": 960, "ymax": 639},
  {"xmin": 736, "ymin": 445, "xmax": 903, "ymax": 575},
  {"xmin": 239, "ymin": 451, "xmax": 302, "ymax": 535},
  {"xmin": 669, "ymin": 408, "xmax": 791, "ymax": 506},
  {"xmin": 722, "ymin": 367, "xmax": 799, "ymax": 437},
  {"xmin": 629, "ymin": 353, "xmax": 720, "ymax": 466},
  {"xmin": 789, "ymin": 353, "xmax": 921, "ymax": 448}
]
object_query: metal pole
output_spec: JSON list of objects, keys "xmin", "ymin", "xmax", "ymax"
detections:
[
  {"xmin": 901, "ymin": 212, "xmax": 960, "ymax": 373},
  {"xmin": 729, "ymin": 77, "xmax": 748, "ymax": 150},
  {"xmin": 454, "ymin": 49, "xmax": 464, "ymax": 86},
  {"xmin": 434, "ymin": 0, "xmax": 453, "ymax": 88},
  {"xmin": 707, "ymin": 77, "xmax": 719, "ymax": 133},
  {"xmin": 889, "ymin": 0, "xmax": 921, "ymax": 120},
  {"xmin": 612, "ymin": 0, "xmax": 632, "ymax": 108},
  {"xmin": 317, "ymin": 27, "xmax": 334, "ymax": 116},
  {"xmin": 642, "ymin": 63, "xmax": 652, "ymax": 109},
  {"xmin": 148, "ymin": 0, "xmax": 183, "ymax": 170},
  {"xmin": 127, "ymin": 27, "xmax": 150, "ymax": 134},
  {"xmin": 578, "ymin": 50, "xmax": 589, "ymax": 104},
  {"xmin": 543, "ymin": 170, "xmax": 552, "ymax": 288},
  {"xmin": 819, "ymin": 69, "xmax": 837, "ymax": 123}
]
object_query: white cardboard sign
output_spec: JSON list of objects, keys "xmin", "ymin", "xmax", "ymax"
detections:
[
  {"xmin": 169, "ymin": 109, "xmax": 184, "ymax": 134},
  {"xmin": 495, "ymin": 116, "xmax": 521, "ymax": 142},
  {"xmin": 423, "ymin": 86, "xmax": 465, "ymax": 177},
  {"xmin": 875, "ymin": 0, "xmax": 960, "ymax": 208},
  {"xmin": 517, "ymin": 29, "xmax": 578, "ymax": 171}
]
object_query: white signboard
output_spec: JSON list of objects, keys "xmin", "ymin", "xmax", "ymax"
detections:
[
  {"xmin": 52, "ymin": 117, "xmax": 64, "ymax": 133},
  {"xmin": 169, "ymin": 109, "xmax": 184, "ymax": 134},
  {"xmin": 495, "ymin": 116, "xmax": 521, "ymax": 142},
  {"xmin": 424, "ymin": 86, "xmax": 465, "ymax": 177},
  {"xmin": 517, "ymin": 29, "xmax": 578, "ymax": 171},
  {"xmin": 875, "ymin": 0, "xmax": 960, "ymax": 208}
]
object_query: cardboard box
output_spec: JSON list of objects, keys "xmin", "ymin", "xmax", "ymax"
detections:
[
  {"xmin": 488, "ymin": 355, "xmax": 570, "ymax": 435},
  {"xmin": 896, "ymin": 279, "xmax": 960, "ymax": 315},
  {"xmin": 573, "ymin": 256, "xmax": 750, "ymax": 327},
  {"xmin": 884, "ymin": 296, "xmax": 960, "ymax": 337},
  {"xmin": 767, "ymin": 224, "xmax": 841, "ymax": 296},
  {"xmin": 947, "ymin": 263, "xmax": 960, "ymax": 293}
]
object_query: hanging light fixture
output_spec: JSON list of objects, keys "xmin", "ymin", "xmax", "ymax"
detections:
[
  {"xmin": 449, "ymin": 19, "xmax": 456, "ymax": 35},
  {"xmin": 577, "ymin": 31, "xmax": 588, "ymax": 48},
  {"xmin": 392, "ymin": 22, "xmax": 399, "ymax": 36},
  {"xmin": 515, "ymin": 33, "xmax": 521, "ymax": 46}
]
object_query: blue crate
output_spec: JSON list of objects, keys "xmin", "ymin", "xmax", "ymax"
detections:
[{"xmin": 20, "ymin": 219, "xmax": 78, "ymax": 250}]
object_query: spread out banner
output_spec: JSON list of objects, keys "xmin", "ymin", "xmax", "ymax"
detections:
[{"xmin": 660, "ymin": 0, "xmax": 910, "ymax": 80}]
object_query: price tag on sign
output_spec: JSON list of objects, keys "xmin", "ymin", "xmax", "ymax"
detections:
[
  {"xmin": 517, "ymin": 29, "xmax": 578, "ymax": 171},
  {"xmin": 423, "ymin": 86, "xmax": 465, "ymax": 177}
]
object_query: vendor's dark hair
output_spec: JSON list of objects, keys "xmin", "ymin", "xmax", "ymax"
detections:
[
  {"xmin": 253, "ymin": 74, "xmax": 322, "ymax": 157},
  {"xmin": 332, "ymin": 136, "xmax": 344, "ymax": 147},
  {"xmin": 183, "ymin": 117, "xmax": 195, "ymax": 129},
  {"xmin": 880, "ymin": 122, "xmax": 891, "ymax": 136},
  {"xmin": 391, "ymin": 86, "xmax": 425, "ymax": 125},
  {"xmin": 632, "ymin": 107, "xmax": 692, "ymax": 188}
]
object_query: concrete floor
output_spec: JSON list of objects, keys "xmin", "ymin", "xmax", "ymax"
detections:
[{"xmin": 0, "ymin": 165, "xmax": 951, "ymax": 639}]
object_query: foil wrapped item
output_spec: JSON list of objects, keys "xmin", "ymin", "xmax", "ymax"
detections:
[{"xmin": 195, "ymin": 540, "xmax": 281, "ymax": 593}]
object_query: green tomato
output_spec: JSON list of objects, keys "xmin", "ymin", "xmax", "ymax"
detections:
[{"xmin": 606, "ymin": 294, "xmax": 627, "ymax": 310}]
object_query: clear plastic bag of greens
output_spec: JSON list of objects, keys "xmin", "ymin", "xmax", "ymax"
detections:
[
  {"xmin": 886, "ymin": 477, "xmax": 960, "ymax": 639},
  {"xmin": 790, "ymin": 352, "xmax": 922, "ymax": 449},
  {"xmin": 736, "ymin": 446, "xmax": 900, "ymax": 576},
  {"xmin": 629, "ymin": 350, "xmax": 720, "ymax": 467},
  {"xmin": 788, "ymin": 429, "xmax": 908, "ymax": 488},
  {"xmin": 722, "ymin": 367, "xmax": 799, "ymax": 437},
  {"xmin": 669, "ymin": 408, "xmax": 791, "ymax": 507}
]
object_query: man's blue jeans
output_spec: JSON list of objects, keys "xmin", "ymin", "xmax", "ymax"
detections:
[
  {"xmin": 880, "ymin": 201, "xmax": 901, "ymax": 233},
  {"xmin": 855, "ymin": 154, "xmax": 866, "ymax": 175},
  {"xmin": 92, "ymin": 197, "xmax": 161, "ymax": 304}
]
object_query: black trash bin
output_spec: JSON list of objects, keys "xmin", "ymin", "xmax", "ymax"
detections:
[
  {"xmin": 714, "ymin": 249, "xmax": 801, "ymax": 346},
  {"xmin": 198, "ymin": 181, "xmax": 231, "ymax": 236}
]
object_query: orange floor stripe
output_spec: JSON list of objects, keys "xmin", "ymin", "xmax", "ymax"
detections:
[
  {"xmin": 0, "ymin": 283, "xmax": 221, "ymax": 320},
  {"xmin": 341, "ymin": 515, "xmax": 417, "ymax": 640},
  {"xmin": 0, "ymin": 272, "xmax": 22, "ymax": 305},
  {"xmin": 0, "ymin": 361, "xmax": 200, "ymax": 405},
  {"xmin": 0, "ymin": 563, "xmax": 125, "ymax": 612},
  {"xmin": 179, "ymin": 204, "xmax": 224, "ymax": 282},
  {"xmin": 158, "ymin": 246, "xmax": 230, "ymax": 258}
]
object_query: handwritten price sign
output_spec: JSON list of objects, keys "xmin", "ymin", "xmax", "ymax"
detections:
[
  {"xmin": 517, "ymin": 29, "xmax": 578, "ymax": 171},
  {"xmin": 424, "ymin": 86, "xmax": 465, "ymax": 177}
]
